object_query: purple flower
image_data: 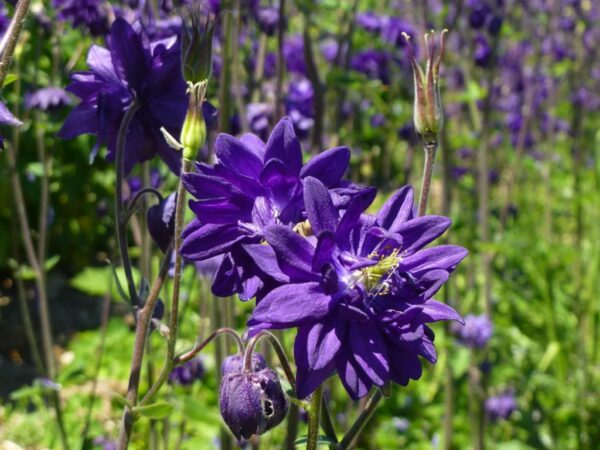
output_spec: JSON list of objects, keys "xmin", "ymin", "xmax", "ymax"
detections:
[
  {"xmin": 25, "ymin": 87, "xmax": 72, "ymax": 111},
  {"xmin": 485, "ymin": 391, "xmax": 517, "ymax": 421},
  {"xmin": 221, "ymin": 352, "xmax": 267, "ymax": 376},
  {"xmin": 168, "ymin": 357, "xmax": 205, "ymax": 385},
  {"xmin": 351, "ymin": 49, "xmax": 390, "ymax": 84},
  {"xmin": 474, "ymin": 34, "xmax": 492, "ymax": 67},
  {"xmin": 247, "ymin": 179, "xmax": 467, "ymax": 399},
  {"xmin": 283, "ymin": 35, "xmax": 306, "ymax": 75},
  {"xmin": 147, "ymin": 193, "xmax": 177, "ymax": 253},
  {"xmin": 247, "ymin": 102, "xmax": 274, "ymax": 140},
  {"xmin": 219, "ymin": 366, "xmax": 289, "ymax": 440},
  {"xmin": 180, "ymin": 118, "xmax": 352, "ymax": 300},
  {"xmin": 285, "ymin": 76, "xmax": 314, "ymax": 137},
  {"xmin": 380, "ymin": 16, "xmax": 415, "ymax": 48},
  {"xmin": 53, "ymin": 0, "xmax": 110, "ymax": 36},
  {"xmin": 93, "ymin": 437, "xmax": 117, "ymax": 450},
  {"xmin": 455, "ymin": 314, "xmax": 493, "ymax": 348},
  {"xmin": 255, "ymin": 6, "xmax": 281, "ymax": 36},
  {"xmin": 356, "ymin": 11, "xmax": 382, "ymax": 34},
  {"xmin": 58, "ymin": 18, "xmax": 188, "ymax": 175},
  {"xmin": 0, "ymin": 101, "xmax": 23, "ymax": 150}
]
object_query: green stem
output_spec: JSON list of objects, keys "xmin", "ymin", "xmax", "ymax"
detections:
[
  {"xmin": 417, "ymin": 139, "xmax": 438, "ymax": 217},
  {"xmin": 115, "ymin": 101, "xmax": 142, "ymax": 306},
  {"xmin": 306, "ymin": 386, "xmax": 323, "ymax": 450},
  {"xmin": 0, "ymin": 0, "xmax": 31, "ymax": 86},
  {"xmin": 243, "ymin": 331, "xmax": 296, "ymax": 392},
  {"xmin": 336, "ymin": 390, "xmax": 383, "ymax": 450},
  {"xmin": 137, "ymin": 158, "xmax": 193, "ymax": 407}
]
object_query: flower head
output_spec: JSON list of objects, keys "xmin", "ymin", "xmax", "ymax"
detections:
[
  {"xmin": 485, "ymin": 391, "xmax": 517, "ymax": 421},
  {"xmin": 0, "ymin": 101, "xmax": 23, "ymax": 150},
  {"xmin": 180, "ymin": 117, "xmax": 352, "ymax": 300},
  {"xmin": 58, "ymin": 18, "xmax": 187, "ymax": 175},
  {"xmin": 247, "ymin": 178, "xmax": 467, "ymax": 399},
  {"xmin": 53, "ymin": 0, "xmax": 110, "ymax": 36},
  {"xmin": 25, "ymin": 87, "xmax": 72, "ymax": 111},
  {"xmin": 168, "ymin": 357, "xmax": 205, "ymax": 385},
  {"xmin": 454, "ymin": 313, "xmax": 493, "ymax": 348}
]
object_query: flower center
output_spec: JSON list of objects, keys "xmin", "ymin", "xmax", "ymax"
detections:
[{"xmin": 361, "ymin": 250, "xmax": 402, "ymax": 294}]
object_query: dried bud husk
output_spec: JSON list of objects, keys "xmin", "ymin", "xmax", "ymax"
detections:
[
  {"xmin": 219, "ymin": 367, "xmax": 289, "ymax": 440},
  {"xmin": 405, "ymin": 30, "xmax": 447, "ymax": 140}
]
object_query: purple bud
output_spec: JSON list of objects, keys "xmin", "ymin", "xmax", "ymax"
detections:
[
  {"xmin": 147, "ymin": 193, "xmax": 177, "ymax": 253},
  {"xmin": 219, "ymin": 367, "xmax": 289, "ymax": 440},
  {"xmin": 221, "ymin": 352, "xmax": 267, "ymax": 376},
  {"xmin": 168, "ymin": 357, "xmax": 205, "ymax": 386}
]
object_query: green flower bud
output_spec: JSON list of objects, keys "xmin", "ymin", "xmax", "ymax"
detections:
[
  {"xmin": 404, "ymin": 30, "xmax": 447, "ymax": 141},
  {"xmin": 180, "ymin": 81, "xmax": 207, "ymax": 161},
  {"xmin": 182, "ymin": 9, "xmax": 217, "ymax": 84}
]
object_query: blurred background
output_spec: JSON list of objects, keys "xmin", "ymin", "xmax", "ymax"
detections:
[{"xmin": 1, "ymin": 0, "xmax": 600, "ymax": 448}]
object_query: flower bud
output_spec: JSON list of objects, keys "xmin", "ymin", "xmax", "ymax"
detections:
[
  {"xmin": 168, "ymin": 357, "xmax": 205, "ymax": 386},
  {"xmin": 405, "ymin": 30, "xmax": 447, "ymax": 140},
  {"xmin": 219, "ymin": 367, "xmax": 289, "ymax": 440},
  {"xmin": 182, "ymin": 9, "xmax": 216, "ymax": 84},
  {"xmin": 180, "ymin": 103, "xmax": 206, "ymax": 160},
  {"xmin": 221, "ymin": 352, "xmax": 267, "ymax": 376}
]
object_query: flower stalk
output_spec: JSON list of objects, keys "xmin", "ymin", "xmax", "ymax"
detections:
[{"xmin": 306, "ymin": 385, "xmax": 323, "ymax": 450}]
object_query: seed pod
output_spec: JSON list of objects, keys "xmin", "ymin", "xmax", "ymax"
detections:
[{"xmin": 221, "ymin": 352, "xmax": 267, "ymax": 376}]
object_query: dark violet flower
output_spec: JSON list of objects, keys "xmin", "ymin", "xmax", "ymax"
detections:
[
  {"xmin": 25, "ymin": 87, "xmax": 72, "ymax": 111},
  {"xmin": 351, "ymin": 49, "xmax": 390, "ymax": 84},
  {"xmin": 454, "ymin": 314, "xmax": 493, "ymax": 348},
  {"xmin": 247, "ymin": 102, "xmax": 274, "ymax": 140},
  {"xmin": 283, "ymin": 35, "xmax": 306, "ymax": 75},
  {"xmin": 181, "ymin": 117, "xmax": 352, "ymax": 300},
  {"xmin": 380, "ymin": 16, "xmax": 415, "ymax": 48},
  {"xmin": 147, "ymin": 193, "xmax": 177, "ymax": 253},
  {"xmin": 248, "ymin": 178, "xmax": 467, "ymax": 399},
  {"xmin": 221, "ymin": 352, "xmax": 267, "ymax": 376},
  {"xmin": 168, "ymin": 357, "xmax": 205, "ymax": 385},
  {"xmin": 473, "ymin": 33, "xmax": 492, "ymax": 67},
  {"xmin": 219, "ymin": 366, "xmax": 289, "ymax": 440},
  {"xmin": 0, "ymin": 4, "xmax": 10, "ymax": 35},
  {"xmin": 53, "ymin": 0, "xmax": 110, "ymax": 36},
  {"xmin": 93, "ymin": 437, "xmax": 117, "ymax": 450},
  {"xmin": 254, "ymin": 6, "xmax": 281, "ymax": 36},
  {"xmin": 0, "ymin": 101, "xmax": 23, "ymax": 150},
  {"xmin": 285, "ymin": 76, "xmax": 314, "ymax": 137},
  {"xmin": 370, "ymin": 113, "xmax": 386, "ymax": 128},
  {"xmin": 320, "ymin": 39, "xmax": 339, "ymax": 64},
  {"xmin": 58, "ymin": 18, "xmax": 188, "ymax": 175},
  {"xmin": 485, "ymin": 391, "xmax": 517, "ymax": 421},
  {"xmin": 195, "ymin": 254, "xmax": 224, "ymax": 279}
]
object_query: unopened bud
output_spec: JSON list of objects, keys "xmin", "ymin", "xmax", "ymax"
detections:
[
  {"xmin": 180, "ymin": 82, "xmax": 207, "ymax": 160},
  {"xmin": 182, "ymin": 9, "xmax": 216, "ymax": 84},
  {"xmin": 404, "ymin": 30, "xmax": 447, "ymax": 140}
]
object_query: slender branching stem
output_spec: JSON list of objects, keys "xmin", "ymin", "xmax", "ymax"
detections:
[
  {"xmin": 174, "ymin": 328, "xmax": 244, "ymax": 365},
  {"xmin": 137, "ymin": 158, "xmax": 192, "ymax": 408},
  {"xmin": 336, "ymin": 389, "xmax": 383, "ymax": 450},
  {"xmin": 125, "ymin": 187, "xmax": 164, "ymax": 221},
  {"xmin": 115, "ymin": 101, "xmax": 142, "ymax": 306},
  {"xmin": 306, "ymin": 385, "xmax": 323, "ymax": 450},
  {"xmin": 418, "ymin": 139, "xmax": 438, "ymax": 217},
  {"xmin": 116, "ymin": 246, "xmax": 173, "ymax": 449}
]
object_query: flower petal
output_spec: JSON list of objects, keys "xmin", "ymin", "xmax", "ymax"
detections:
[
  {"xmin": 215, "ymin": 133, "xmax": 264, "ymax": 178},
  {"xmin": 303, "ymin": 176, "xmax": 338, "ymax": 235},
  {"xmin": 181, "ymin": 223, "xmax": 246, "ymax": 260},
  {"xmin": 349, "ymin": 323, "xmax": 389, "ymax": 386},
  {"xmin": 377, "ymin": 186, "xmax": 415, "ymax": 231},
  {"xmin": 263, "ymin": 225, "xmax": 318, "ymax": 281},
  {"xmin": 300, "ymin": 146, "xmax": 350, "ymax": 187},
  {"xmin": 400, "ymin": 245, "xmax": 468, "ymax": 275},
  {"xmin": 395, "ymin": 216, "xmax": 451, "ymax": 255},
  {"xmin": 264, "ymin": 117, "xmax": 302, "ymax": 175},
  {"xmin": 420, "ymin": 300, "xmax": 463, "ymax": 324}
]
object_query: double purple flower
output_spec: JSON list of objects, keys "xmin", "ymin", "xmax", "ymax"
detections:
[
  {"xmin": 247, "ymin": 178, "xmax": 467, "ymax": 399},
  {"xmin": 180, "ymin": 117, "xmax": 352, "ymax": 300}
]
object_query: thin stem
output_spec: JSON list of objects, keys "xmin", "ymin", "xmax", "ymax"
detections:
[
  {"xmin": 125, "ymin": 187, "xmax": 164, "ymax": 222},
  {"xmin": 417, "ymin": 140, "xmax": 438, "ymax": 217},
  {"xmin": 284, "ymin": 403, "xmax": 300, "ymax": 450},
  {"xmin": 306, "ymin": 386, "xmax": 323, "ymax": 450},
  {"xmin": 174, "ymin": 328, "xmax": 244, "ymax": 366},
  {"xmin": 243, "ymin": 331, "xmax": 296, "ymax": 392},
  {"xmin": 137, "ymin": 158, "xmax": 192, "ymax": 407},
  {"xmin": 320, "ymin": 395, "xmax": 338, "ymax": 444},
  {"xmin": 116, "ymin": 246, "xmax": 173, "ymax": 450},
  {"xmin": 336, "ymin": 390, "xmax": 383, "ymax": 450},
  {"xmin": 115, "ymin": 101, "xmax": 142, "ymax": 306},
  {"xmin": 274, "ymin": 0, "xmax": 286, "ymax": 121},
  {"xmin": 0, "ymin": 0, "xmax": 31, "ymax": 87}
]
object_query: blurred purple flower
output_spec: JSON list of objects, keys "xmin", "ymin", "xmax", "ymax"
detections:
[
  {"xmin": 455, "ymin": 314, "xmax": 493, "ymax": 348},
  {"xmin": 485, "ymin": 391, "xmax": 517, "ymax": 421},
  {"xmin": 168, "ymin": 357, "xmax": 205, "ymax": 385},
  {"xmin": 247, "ymin": 102, "xmax": 274, "ymax": 140},
  {"xmin": 0, "ymin": 101, "xmax": 23, "ymax": 150},
  {"xmin": 283, "ymin": 35, "xmax": 306, "ymax": 75},
  {"xmin": 351, "ymin": 49, "xmax": 390, "ymax": 84},
  {"xmin": 25, "ymin": 87, "xmax": 72, "ymax": 111},
  {"xmin": 474, "ymin": 34, "xmax": 492, "ymax": 67},
  {"xmin": 380, "ymin": 16, "xmax": 415, "ymax": 48},
  {"xmin": 356, "ymin": 11, "xmax": 382, "ymax": 34},
  {"xmin": 255, "ymin": 6, "xmax": 281, "ymax": 36},
  {"xmin": 93, "ymin": 437, "xmax": 117, "ymax": 450},
  {"xmin": 53, "ymin": 0, "xmax": 110, "ymax": 36}
]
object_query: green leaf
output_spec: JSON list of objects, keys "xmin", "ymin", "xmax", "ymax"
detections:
[
  {"xmin": 2, "ymin": 73, "xmax": 18, "ymax": 87},
  {"xmin": 182, "ymin": 397, "xmax": 221, "ymax": 424},
  {"xmin": 111, "ymin": 394, "xmax": 132, "ymax": 410},
  {"xmin": 70, "ymin": 267, "xmax": 110, "ymax": 296},
  {"xmin": 134, "ymin": 402, "xmax": 174, "ymax": 419}
]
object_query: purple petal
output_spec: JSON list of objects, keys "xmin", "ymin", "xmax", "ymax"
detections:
[
  {"xmin": 264, "ymin": 117, "xmax": 302, "ymax": 175},
  {"xmin": 335, "ymin": 351, "xmax": 372, "ymax": 400},
  {"xmin": 242, "ymin": 243, "xmax": 290, "ymax": 283},
  {"xmin": 336, "ymin": 187, "xmax": 377, "ymax": 247},
  {"xmin": 57, "ymin": 104, "xmax": 97, "ymax": 138},
  {"xmin": 349, "ymin": 323, "xmax": 389, "ymax": 386},
  {"xmin": 420, "ymin": 300, "xmax": 463, "ymax": 324},
  {"xmin": 181, "ymin": 223, "xmax": 246, "ymax": 260},
  {"xmin": 263, "ymin": 225, "xmax": 318, "ymax": 282},
  {"xmin": 215, "ymin": 133, "xmax": 264, "ymax": 178},
  {"xmin": 110, "ymin": 18, "xmax": 148, "ymax": 92},
  {"xmin": 0, "ymin": 102, "xmax": 22, "ymax": 126},
  {"xmin": 188, "ymin": 196, "xmax": 254, "ymax": 225},
  {"xmin": 240, "ymin": 133, "xmax": 266, "ymax": 160},
  {"xmin": 182, "ymin": 172, "xmax": 245, "ymax": 200},
  {"xmin": 300, "ymin": 146, "xmax": 350, "ymax": 187},
  {"xmin": 377, "ymin": 186, "xmax": 415, "ymax": 231},
  {"xmin": 86, "ymin": 45, "xmax": 120, "ymax": 84},
  {"xmin": 395, "ymin": 216, "xmax": 451, "ymax": 255},
  {"xmin": 303, "ymin": 177, "xmax": 338, "ymax": 235},
  {"xmin": 147, "ymin": 192, "xmax": 176, "ymax": 252},
  {"xmin": 312, "ymin": 232, "xmax": 336, "ymax": 272},
  {"xmin": 400, "ymin": 245, "xmax": 468, "ymax": 274},
  {"xmin": 250, "ymin": 282, "xmax": 332, "ymax": 327}
]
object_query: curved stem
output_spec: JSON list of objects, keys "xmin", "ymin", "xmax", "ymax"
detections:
[
  {"xmin": 174, "ymin": 328, "xmax": 244, "ymax": 366},
  {"xmin": 417, "ymin": 139, "xmax": 438, "ymax": 217},
  {"xmin": 336, "ymin": 389, "xmax": 383, "ymax": 450},
  {"xmin": 306, "ymin": 385, "xmax": 323, "ymax": 450},
  {"xmin": 126, "ymin": 187, "xmax": 164, "ymax": 222},
  {"xmin": 243, "ymin": 331, "xmax": 296, "ymax": 391},
  {"xmin": 115, "ymin": 101, "xmax": 142, "ymax": 306}
]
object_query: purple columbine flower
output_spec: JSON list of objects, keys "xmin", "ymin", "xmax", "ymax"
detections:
[
  {"xmin": 283, "ymin": 35, "xmax": 306, "ymax": 75},
  {"xmin": 356, "ymin": 11, "xmax": 382, "ymax": 34},
  {"xmin": 168, "ymin": 357, "xmax": 205, "ymax": 386},
  {"xmin": 351, "ymin": 49, "xmax": 391, "ymax": 84},
  {"xmin": 25, "ymin": 87, "xmax": 72, "ymax": 111},
  {"xmin": 221, "ymin": 352, "xmax": 267, "ymax": 376},
  {"xmin": 285, "ymin": 76, "xmax": 314, "ymax": 138},
  {"xmin": 254, "ymin": 6, "xmax": 281, "ymax": 36},
  {"xmin": 147, "ymin": 192, "xmax": 177, "ymax": 253},
  {"xmin": 53, "ymin": 0, "xmax": 110, "ymax": 36},
  {"xmin": 485, "ymin": 391, "xmax": 517, "ymax": 421},
  {"xmin": 58, "ymin": 18, "xmax": 188, "ymax": 175},
  {"xmin": 455, "ymin": 314, "xmax": 493, "ymax": 349},
  {"xmin": 247, "ymin": 178, "xmax": 467, "ymax": 399},
  {"xmin": 180, "ymin": 117, "xmax": 352, "ymax": 300},
  {"xmin": 0, "ymin": 101, "xmax": 23, "ymax": 150}
]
